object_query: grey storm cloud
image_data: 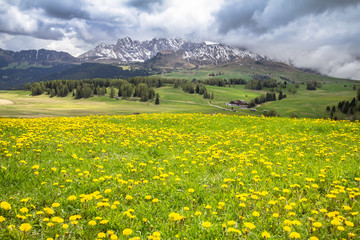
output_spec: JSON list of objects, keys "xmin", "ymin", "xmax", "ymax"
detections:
[
  {"xmin": 19, "ymin": 0, "xmax": 89, "ymax": 20},
  {"xmin": 127, "ymin": 0, "xmax": 164, "ymax": 12},
  {"xmin": 216, "ymin": 0, "xmax": 359, "ymax": 33}
]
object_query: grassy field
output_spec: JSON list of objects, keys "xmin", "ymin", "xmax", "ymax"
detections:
[
  {"xmin": 0, "ymin": 90, "xmax": 224, "ymax": 118},
  {"xmin": 0, "ymin": 114, "xmax": 359, "ymax": 239},
  {"xmin": 0, "ymin": 79, "xmax": 358, "ymax": 119}
]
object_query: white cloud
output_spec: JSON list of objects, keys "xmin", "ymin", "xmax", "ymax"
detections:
[{"xmin": 0, "ymin": 4, "xmax": 39, "ymax": 34}]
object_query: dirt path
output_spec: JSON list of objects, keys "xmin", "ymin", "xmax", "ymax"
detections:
[
  {"xmin": 208, "ymin": 102, "xmax": 232, "ymax": 111},
  {"xmin": 0, "ymin": 99, "xmax": 14, "ymax": 105}
]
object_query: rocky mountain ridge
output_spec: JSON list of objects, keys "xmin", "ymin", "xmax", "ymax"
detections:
[
  {"xmin": 0, "ymin": 48, "xmax": 78, "ymax": 67},
  {"xmin": 79, "ymin": 37, "xmax": 263, "ymax": 65}
]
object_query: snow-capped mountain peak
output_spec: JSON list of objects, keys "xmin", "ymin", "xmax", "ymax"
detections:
[{"xmin": 79, "ymin": 37, "xmax": 263, "ymax": 65}]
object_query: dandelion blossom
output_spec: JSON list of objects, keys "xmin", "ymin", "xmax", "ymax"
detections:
[
  {"xmin": 261, "ymin": 231, "xmax": 271, "ymax": 238},
  {"xmin": 123, "ymin": 228, "xmax": 133, "ymax": 236},
  {"xmin": 19, "ymin": 223, "xmax": 32, "ymax": 232},
  {"xmin": 244, "ymin": 222, "xmax": 256, "ymax": 230},
  {"xmin": 202, "ymin": 221, "xmax": 212, "ymax": 228},
  {"xmin": 289, "ymin": 232, "xmax": 300, "ymax": 239}
]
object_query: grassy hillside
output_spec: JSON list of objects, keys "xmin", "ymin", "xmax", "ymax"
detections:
[
  {"xmin": 0, "ymin": 114, "xmax": 359, "ymax": 239},
  {"xmin": 155, "ymin": 60, "xmax": 352, "ymax": 84}
]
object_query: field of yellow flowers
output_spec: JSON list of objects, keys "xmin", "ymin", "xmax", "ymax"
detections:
[{"xmin": 0, "ymin": 113, "xmax": 359, "ymax": 240}]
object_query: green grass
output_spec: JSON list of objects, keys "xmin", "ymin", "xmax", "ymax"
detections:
[
  {"xmin": 0, "ymin": 114, "xmax": 359, "ymax": 239},
  {"xmin": 0, "ymin": 90, "xmax": 225, "ymax": 118},
  {"xmin": 0, "ymin": 80, "xmax": 358, "ymax": 118}
]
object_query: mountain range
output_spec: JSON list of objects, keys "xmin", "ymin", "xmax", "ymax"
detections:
[
  {"xmin": 0, "ymin": 37, "xmax": 314, "ymax": 89},
  {"xmin": 79, "ymin": 37, "xmax": 263, "ymax": 65}
]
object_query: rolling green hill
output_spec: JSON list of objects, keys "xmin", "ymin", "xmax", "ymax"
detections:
[{"xmin": 154, "ymin": 59, "xmax": 350, "ymax": 84}]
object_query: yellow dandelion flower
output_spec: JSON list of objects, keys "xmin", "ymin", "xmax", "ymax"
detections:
[
  {"xmin": 261, "ymin": 231, "xmax": 271, "ymax": 239},
  {"xmin": 88, "ymin": 220, "xmax": 97, "ymax": 226},
  {"xmin": 337, "ymin": 226, "xmax": 345, "ymax": 231},
  {"xmin": 97, "ymin": 232, "xmax": 106, "ymax": 238},
  {"xmin": 0, "ymin": 201, "xmax": 11, "ymax": 210},
  {"xmin": 20, "ymin": 207, "xmax": 29, "ymax": 213},
  {"xmin": 110, "ymin": 234, "xmax": 118, "ymax": 240},
  {"xmin": 313, "ymin": 222, "xmax": 322, "ymax": 228},
  {"xmin": 345, "ymin": 221, "xmax": 354, "ymax": 227},
  {"xmin": 244, "ymin": 222, "xmax": 256, "ymax": 230},
  {"xmin": 227, "ymin": 220, "xmax": 236, "ymax": 226},
  {"xmin": 283, "ymin": 226, "xmax": 291, "ymax": 232},
  {"xmin": 289, "ymin": 232, "xmax": 300, "ymax": 239},
  {"xmin": 202, "ymin": 221, "xmax": 212, "ymax": 228},
  {"xmin": 67, "ymin": 195, "xmax": 77, "ymax": 201},
  {"xmin": 123, "ymin": 228, "xmax": 133, "ymax": 236},
  {"xmin": 19, "ymin": 223, "xmax": 32, "ymax": 232}
]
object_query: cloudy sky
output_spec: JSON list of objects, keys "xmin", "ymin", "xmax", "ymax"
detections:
[{"xmin": 1, "ymin": 0, "xmax": 360, "ymax": 80}]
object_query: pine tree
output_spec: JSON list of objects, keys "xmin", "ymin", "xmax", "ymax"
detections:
[
  {"xmin": 31, "ymin": 83, "xmax": 43, "ymax": 96},
  {"xmin": 155, "ymin": 93, "xmax": 160, "ymax": 105},
  {"xmin": 203, "ymin": 90, "xmax": 208, "ymax": 99},
  {"xmin": 50, "ymin": 89, "xmax": 56, "ymax": 98},
  {"xmin": 278, "ymin": 91, "xmax": 283, "ymax": 100},
  {"xmin": 110, "ymin": 87, "xmax": 115, "ymax": 98},
  {"xmin": 25, "ymin": 83, "xmax": 31, "ymax": 91}
]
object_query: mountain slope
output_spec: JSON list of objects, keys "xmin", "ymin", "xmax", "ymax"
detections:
[
  {"xmin": 0, "ymin": 48, "xmax": 78, "ymax": 66},
  {"xmin": 0, "ymin": 49, "xmax": 79, "ymax": 89},
  {"xmin": 44, "ymin": 63, "xmax": 150, "ymax": 80}
]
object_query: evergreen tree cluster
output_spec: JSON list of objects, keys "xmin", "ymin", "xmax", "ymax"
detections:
[
  {"xmin": 278, "ymin": 91, "xmax": 287, "ymax": 100},
  {"xmin": 173, "ymin": 79, "xmax": 188, "ymax": 88},
  {"xmin": 180, "ymin": 80, "xmax": 214, "ymax": 99},
  {"xmin": 306, "ymin": 81, "xmax": 322, "ymax": 90},
  {"xmin": 248, "ymin": 91, "xmax": 286, "ymax": 108},
  {"xmin": 229, "ymin": 78, "xmax": 247, "ymax": 85},
  {"xmin": 182, "ymin": 82, "xmax": 195, "ymax": 94},
  {"xmin": 253, "ymin": 92, "xmax": 277, "ymax": 104},
  {"xmin": 327, "ymin": 89, "xmax": 360, "ymax": 120},
  {"xmin": 29, "ymin": 77, "xmax": 162, "ymax": 101},
  {"xmin": 133, "ymin": 83, "xmax": 156, "ymax": 102},
  {"xmin": 245, "ymin": 78, "xmax": 278, "ymax": 90},
  {"xmin": 336, "ymin": 98, "xmax": 359, "ymax": 115},
  {"xmin": 204, "ymin": 79, "xmax": 227, "ymax": 86}
]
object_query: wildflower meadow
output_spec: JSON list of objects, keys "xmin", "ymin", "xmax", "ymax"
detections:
[{"xmin": 0, "ymin": 114, "xmax": 359, "ymax": 239}]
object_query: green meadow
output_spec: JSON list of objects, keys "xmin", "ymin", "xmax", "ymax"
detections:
[
  {"xmin": 0, "ymin": 80, "xmax": 357, "ymax": 119},
  {"xmin": 0, "ymin": 114, "xmax": 359, "ymax": 239}
]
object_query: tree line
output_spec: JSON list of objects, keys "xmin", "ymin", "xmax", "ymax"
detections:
[
  {"xmin": 247, "ymin": 91, "xmax": 286, "ymax": 108},
  {"xmin": 28, "ymin": 77, "xmax": 165, "ymax": 102},
  {"xmin": 176, "ymin": 80, "xmax": 214, "ymax": 99}
]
